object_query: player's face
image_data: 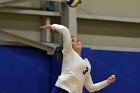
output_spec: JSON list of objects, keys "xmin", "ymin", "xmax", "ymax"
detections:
[{"xmin": 71, "ymin": 37, "xmax": 82, "ymax": 52}]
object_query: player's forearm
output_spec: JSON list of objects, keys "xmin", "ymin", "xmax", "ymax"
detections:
[
  {"xmin": 91, "ymin": 80, "xmax": 110, "ymax": 92},
  {"xmin": 52, "ymin": 24, "xmax": 68, "ymax": 33}
]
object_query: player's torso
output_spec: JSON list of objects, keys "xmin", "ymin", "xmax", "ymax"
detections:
[{"xmin": 62, "ymin": 50, "xmax": 91, "ymax": 80}]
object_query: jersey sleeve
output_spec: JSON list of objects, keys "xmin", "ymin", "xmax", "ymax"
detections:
[
  {"xmin": 84, "ymin": 74, "xmax": 110, "ymax": 92},
  {"xmin": 52, "ymin": 24, "xmax": 73, "ymax": 54}
]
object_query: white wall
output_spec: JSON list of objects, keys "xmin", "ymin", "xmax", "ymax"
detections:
[
  {"xmin": 0, "ymin": 0, "xmax": 14, "ymax": 3},
  {"xmin": 78, "ymin": 34, "xmax": 140, "ymax": 48},
  {"xmin": 0, "ymin": 0, "xmax": 140, "ymax": 51},
  {"xmin": 0, "ymin": 13, "xmax": 41, "ymax": 41},
  {"xmin": 3, "ymin": 0, "xmax": 140, "ymax": 18},
  {"xmin": 78, "ymin": 0, "xmax": 140, "ymax": 18},
  {"xmin": 0, "ymin": 0, "xmax": 41, "ymax": 8}
]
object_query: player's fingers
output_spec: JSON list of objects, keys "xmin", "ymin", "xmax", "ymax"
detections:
[
  {"xmin": 112, "ymin": 75, "xmax": 116, "ymax": 80},
  {"xmin": 40, "ymin": 25, "xmax": 53, "ymax": 30},
  {"xmin": 110, "ymin": 76, "xmax": 115, "ymax": 80},
  {"xmin": 112, "ymin": 75, "xmax": 115, "ymax": 77},
  {"xmin": 107, "ymin": 75, "xmax": 116, "ymax": 83},
  {"xmin": 110, "ymin": 76, "xmax": 116, "ymax": 82},
  {"xmin": 40, "ymin": 25, "xmax": 48, "ymax": 28}
]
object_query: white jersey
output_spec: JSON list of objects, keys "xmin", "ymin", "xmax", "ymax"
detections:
[{"xmin": 52, "ymin": 24, "xmax": 109, "ymax": 93}]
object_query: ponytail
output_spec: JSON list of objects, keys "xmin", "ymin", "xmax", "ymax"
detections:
[{"xmin": 55, "ymin": 48, "xmax": 63, "ymax": 61}]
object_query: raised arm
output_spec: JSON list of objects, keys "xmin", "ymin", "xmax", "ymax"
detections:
[{"xmin": 40, "ymin": 24, "xmax": 73, "ymax": 54}]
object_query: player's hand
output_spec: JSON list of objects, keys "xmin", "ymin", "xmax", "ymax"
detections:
[
  {"xmin": 107, "ymin": 75, "xmax": 116, "ymax": 84},
  {"xmin": 40, "ymin": 25, "xmax": 53, "ymax": 30}
]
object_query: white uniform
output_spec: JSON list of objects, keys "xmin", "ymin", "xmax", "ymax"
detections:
[{"xmin": 52, "ymin": 24, "xmax": 110, "ymax": 93}]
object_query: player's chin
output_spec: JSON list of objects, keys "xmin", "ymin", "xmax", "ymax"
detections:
[{"xmin": 77, "ymin": 46, "xmax": 82, "ymax": 50}]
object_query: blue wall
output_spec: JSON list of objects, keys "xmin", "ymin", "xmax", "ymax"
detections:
[{"xmin": 0, "ymin": 46, "xmax": 140, "ymax": 93}]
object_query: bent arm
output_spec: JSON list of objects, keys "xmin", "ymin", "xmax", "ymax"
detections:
[
  {"xmin": 84, "ymin": 74, "xmax": 110, "ymax": 92},
  {"xmin": 51, "ymin": 24, "xmax": 73, "ymax": 54}
]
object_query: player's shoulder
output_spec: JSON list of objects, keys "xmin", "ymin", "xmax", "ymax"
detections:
[
  {"xmin": 84, "ymin": 58, "xmax": 91, "ymax": 65},
  {"xmin": 84, "ymin": 58, "xmax": 89, "ymax": 62}
]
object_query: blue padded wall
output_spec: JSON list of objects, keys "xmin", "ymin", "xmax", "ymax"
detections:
[
  {"xmin": 50, "ymin": 55, "xmax": 62, "ymax": 90},
  {"xmin": 79, "ymin": 48, "xmax": 140, "ymax": 93},
  {"xmin": 0, "ymin": 46, "xmax": 51, "ymax": 93},
  {"xmin": 0, "ymin": 46, "xmax": 14, "ymax": 93},
  {"xmin": 87, "ymin": 50, "xmax": 140, "ymax": 93},
  {"xmin": 0, "ymin": 46, "xmax": 140, "ymax": 93}
]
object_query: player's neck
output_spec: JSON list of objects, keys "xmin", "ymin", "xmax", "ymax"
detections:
[{"xmin": 75, "ymin": 50, "xmax": 81, "ymax": 56}]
